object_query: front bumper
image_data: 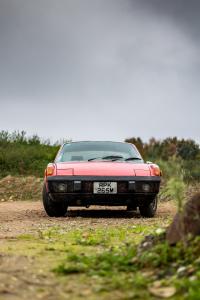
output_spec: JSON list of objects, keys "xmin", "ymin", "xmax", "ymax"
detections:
[{"xmin": 46, "ymin": 175, "xmax": 161, "ymax": 206}]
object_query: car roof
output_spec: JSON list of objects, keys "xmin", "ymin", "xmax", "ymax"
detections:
[{"xmin": 62, "ymin": 141, "xmax": 131, "ymax": 146}]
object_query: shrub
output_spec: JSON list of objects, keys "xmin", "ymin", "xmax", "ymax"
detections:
[{"xmin": 0, "ymin": 131, "xmax": 60, "ymax": 178}]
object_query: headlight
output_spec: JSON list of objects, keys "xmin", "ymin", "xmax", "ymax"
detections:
[
  {"xmin": 142, "ymin": 183, "xmax": 150, "ymax": 192},
  {"xmin": 57, "ymin": 183, "xmax": 68, "ymax": 192}
]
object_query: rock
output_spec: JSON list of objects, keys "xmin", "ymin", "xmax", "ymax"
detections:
[
  {"xmin": 0, "ymin": 175, "xmax": 12, "ymax": 184},
  {"xmin": 137, "ymin": 232, "xmax": 166, "ymax": 255},
  {"xmin": 177, "ymin": 266, "xmax": 187, "ymax": 276},
  {"xmin": 166, "ymin": 193, "xmax": 200, "ymax": 245},
  {"xmin": 148, "ymin": 283, "xmax": 176, "ymax": 298},
  {"xmin": 189, "ymin": 275, "xmax": 197, "ymax": 282}
]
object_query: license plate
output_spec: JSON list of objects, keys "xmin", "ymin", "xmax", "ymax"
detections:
[{"xmin": 93, "ymin": 182, "xmax": 117, "ymax": 194}]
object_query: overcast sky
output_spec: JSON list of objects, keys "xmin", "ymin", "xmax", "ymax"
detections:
[{"xmin": 0, "ymin": 0, "xmax": 199, "ymax": 143}]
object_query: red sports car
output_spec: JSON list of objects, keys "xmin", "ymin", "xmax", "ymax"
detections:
[{"xmin": 43, "ymin": 141, "xmax": 161, "ymax": 218}]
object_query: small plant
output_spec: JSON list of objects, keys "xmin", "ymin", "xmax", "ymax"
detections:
[
  {"xmin": 54, "ymin": 245, "xmax": 137, "ymax": 276},
  {"xmin": 161, "ymin": 177, "xmax": 187, "ymax": 213},
  {"xmin": 53, "ymin": 230, "xmax": 200, "ymax": 298},
  {"xmin": 161, "ymin": 176, "xmax": 188, "ymax": 245},
  {"xmin": 73, "ymin": 230, "xmax": 109, "ymax": 246}
]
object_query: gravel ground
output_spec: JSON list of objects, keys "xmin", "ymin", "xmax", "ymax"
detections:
[
  {"xmin": 0, "ymin": 201, "xmax": 177, "ymax": 300},
  {"xmin": 0, "ymin": 201, "xmax": 176, "ymax": 238}
]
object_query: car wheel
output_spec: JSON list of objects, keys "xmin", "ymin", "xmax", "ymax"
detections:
[
  {"xmin": 42, "ymin": 185, "xmax": 68, "ymax": 217},
  {"xmin": 139, "ymin": 196, "xmax": 158, "ymax": 218}
]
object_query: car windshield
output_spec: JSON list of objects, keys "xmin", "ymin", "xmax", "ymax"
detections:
[{"xmin": 55, "ymin": 141, "xmax": 143, "ymax": 162}]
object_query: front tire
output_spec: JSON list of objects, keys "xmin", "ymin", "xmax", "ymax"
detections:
[
  {"xmin": 139, "ymin": 196, "xmax": 158, "ymax": 218},
  {"xmin": 42, "ymin": 185, "xmax": 68, "ymax": 217}
]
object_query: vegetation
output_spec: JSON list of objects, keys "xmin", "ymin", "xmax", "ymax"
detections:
[
  {"xmin": 0, "ymin": 130, "xmax": 60, "ymax": 178},
  {"xmin": 55, "ymin": 233, "xmax": 200, "ymax": 299},
  {"xmin": 126, "ymin": 136, "xmax": 200, "ymax": 182},
  {"xmin": 0, "ymin": 131, "xmax": 200, "ymax": 182},
  {"xmin": 2, "ymin": 223, "xmax": 199, "ymax": 299},
  {"xmin": 0, "ymin": 131, "xmax": 199, "ymax": 299},
  {"xmin": 161, "ymin": 177, "xmax": 187, "ymax": 212}
]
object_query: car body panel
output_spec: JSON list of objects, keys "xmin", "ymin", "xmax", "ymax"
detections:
[
  {"xmin": 43, "ymin": 141, "xmax": 161, "ymax": 210},
  {"xmin": 55, "ymin": 161, "xmax": 151, "ymax": 176}
]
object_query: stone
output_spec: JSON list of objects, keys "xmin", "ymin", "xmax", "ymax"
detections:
[{"xmin": 166, "ymin": 193, "xmax": 200, "ymax": 245}]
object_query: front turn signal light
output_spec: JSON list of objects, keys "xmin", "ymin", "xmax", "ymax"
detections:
[
  {"xmin": 150, "ymin": 164, "xmax": 162, "ymax": 176},
  {"xmin": 46, "ymin": 164, "xmax": 55, "ymax": 176}
]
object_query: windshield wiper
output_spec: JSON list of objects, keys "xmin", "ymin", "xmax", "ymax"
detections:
[
  {"xmin": 88, "ymin": 155, "xmax": 124, "ymax": 161},
  {"xmin": 125, "ymin": 157, "xmax": 141, "ymax": 161}
]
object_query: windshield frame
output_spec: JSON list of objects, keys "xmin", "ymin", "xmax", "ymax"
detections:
[{"xmin": 55, "ymin": 141, "xmax": 143, "ymax": 163}]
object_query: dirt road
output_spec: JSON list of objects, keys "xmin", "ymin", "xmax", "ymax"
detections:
[{"xmin": 0, "ymin": 201, "xmax": 176, "ymax": 239}]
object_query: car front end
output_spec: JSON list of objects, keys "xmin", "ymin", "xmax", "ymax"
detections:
[
  {"xmin": 43, "ymin": 141, "xmax": 161, "ymax": 217},
  {"xmin": 46, "ymin": 173, "xmax": 161, "ymax": 207}
]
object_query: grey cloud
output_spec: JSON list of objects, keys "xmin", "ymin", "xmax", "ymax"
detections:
[{"xmin": 0, "ymin": 0, "xmax": 199, "ymax": 142}]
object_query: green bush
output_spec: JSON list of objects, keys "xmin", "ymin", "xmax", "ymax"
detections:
[
  {"xmin": 0, "ymin": 131, "xmax": 199, "ymax": 182},
  {"xmin": 126, "ymin": 136, "xmax": 200, "ymax": 182},
  {"xmin": 0, "ymin": 131, "xmax": 60, "ymax": 178}
]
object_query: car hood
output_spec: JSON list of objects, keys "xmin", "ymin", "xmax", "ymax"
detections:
[{"xmin": 55, "ymin": 161, "xmax": 151, "ymax": 176}]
